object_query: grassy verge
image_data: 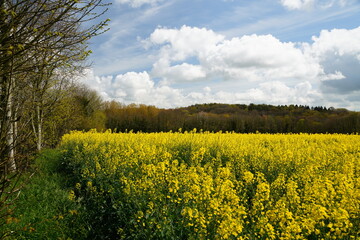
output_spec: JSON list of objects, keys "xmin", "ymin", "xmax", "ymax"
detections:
[{"xmin": 0, "ymin": 149, "xmax": 88, "ymax": 239}]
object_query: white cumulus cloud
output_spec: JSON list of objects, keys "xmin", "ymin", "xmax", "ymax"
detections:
[
  {"xmin": 203, "ymin": 34, "xmax": 321, "ymax": 82},
  {"xmin": 81, "ymin": 70, "xmax": 186, "ymax": 108},
  {"xmin": 309, "ymin": 27, "xmax": 360, "ymax": 58},
  {"xmin": 280, "ymin": 0, "xmax": 350, "ymax": 10},
  {"xmin": 281, "ymin": 0, "xmax": 315, "ymax": 10},
  {"xmin": 305, "ymin": 27, "xmax": 360, "ymax": 93},
  {"xmin": 147, "ymin": 25, "xmax": 324, "ymax": 83},
  {"xmin": 152, "ymin": 61, "xmax": 207, "ymax": 83},
  {"xmin": 245, "ymin": 81, "xmax": 320, "ymax": 105},
  {"xmin": 149, "ymin": 25, "xmax": 225, "ymax": 61}
]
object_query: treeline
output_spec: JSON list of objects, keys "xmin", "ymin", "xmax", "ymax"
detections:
[{"xmin": 103, "ymin": 102, "xmax": 360, "ymax": 134}]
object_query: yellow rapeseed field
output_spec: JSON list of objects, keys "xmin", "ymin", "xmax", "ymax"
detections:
[{"xmin": 61, "ymin": 130, "xmax": 360, "ymax": 239}]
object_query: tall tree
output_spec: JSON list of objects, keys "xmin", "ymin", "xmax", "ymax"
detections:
[
  {"xmin": 0, "ymin": 0, "xmax": 110, "ymax": 172},
  {"xmin": 0, "ymin": 1, "xmax": 109, "ymax": 236}
]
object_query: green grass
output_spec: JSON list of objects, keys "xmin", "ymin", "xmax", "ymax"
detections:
[{"xmin": 0, "ymin": 149, "xmax": 88, "ymax": 239}]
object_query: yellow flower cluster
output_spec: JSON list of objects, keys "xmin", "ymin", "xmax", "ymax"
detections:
[{"xmin": 61, "ymin": 131, "xmax": 360, "ymax": 239}]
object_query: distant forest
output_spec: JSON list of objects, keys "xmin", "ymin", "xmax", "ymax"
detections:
[{"xmin": 104, "ymin": 102, "xmax": 360, "ymax": 134}]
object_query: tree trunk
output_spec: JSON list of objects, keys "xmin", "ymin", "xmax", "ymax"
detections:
[
  {"xmin": 6, "ymin": 62, "xmax": 16, "ymax": 172},
  {"xmin": 7, "ymin": 100, "xmax": 16, "ymax": 172},
  {"xmin": 36, "ymin": 104, "xmax": 42, "ymax": 151},
  {"xmin": 0, "ymin": 0, "xmax": 16, "ymax": 173}
]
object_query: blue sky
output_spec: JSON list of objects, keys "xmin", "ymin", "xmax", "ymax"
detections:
[{"xmin": 82, "ymin": 0, "xmax": 360, "ymax": 110}]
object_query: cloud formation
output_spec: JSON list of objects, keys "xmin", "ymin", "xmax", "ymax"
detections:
[
  {"xmin": 82, "ymin": 69, "xmax": 322, "ymax": 108},
  {"xmin": 202, "ymin": 34, "xmax": 321, "ymax": 82},
  {"xmin": 147, "ymin": 25, "xmax": 331, "ymax": 84},
  {"xmin": 83, "ymin": 26, "xmax": 360, "ymax": 110},
  {"xmin": 308, "ymin": 27, "xmax": 360, "ymax": 93},
  {"xmin": 83, "ymin": 70, "xmax": 186, "ymax": 108}
]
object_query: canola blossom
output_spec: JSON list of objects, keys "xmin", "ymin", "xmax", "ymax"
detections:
[{"xmin": 61, "ymin": 131, "xmax": 360, "ymax": 239}]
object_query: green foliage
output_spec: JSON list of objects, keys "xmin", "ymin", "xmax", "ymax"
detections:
[
  {"xmin": 33, "ymin": 84, "xmax": 106, "ymax": 148},
  {"xmin": 0, "ymin": 150, "xmax": 87, "ymax": 239}
]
